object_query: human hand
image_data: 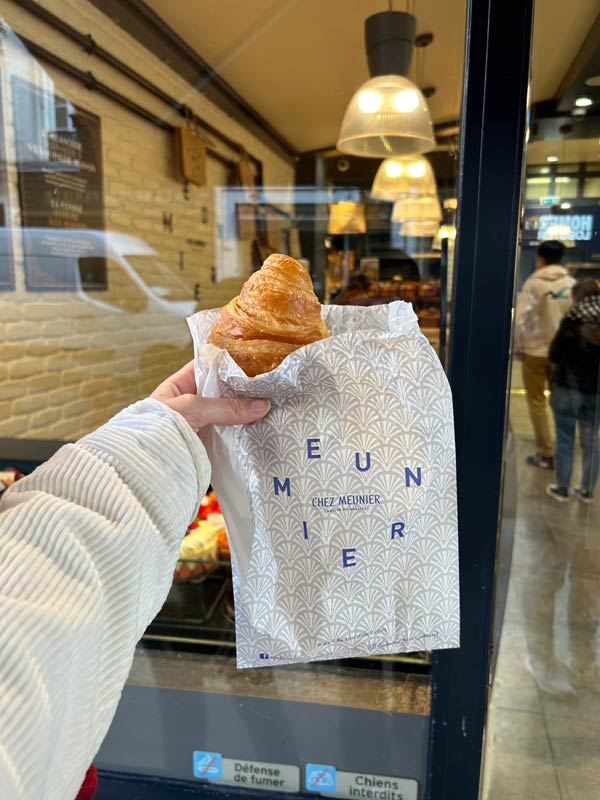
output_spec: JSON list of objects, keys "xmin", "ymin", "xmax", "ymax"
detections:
[{"xmin": 151, "ymin": 361, "xmax": 270, "ymax": 433}]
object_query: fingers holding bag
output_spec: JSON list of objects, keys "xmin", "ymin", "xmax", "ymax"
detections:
[{"xmin": 151, "ymin": 360, "xmax": 270, "ymax": 432}]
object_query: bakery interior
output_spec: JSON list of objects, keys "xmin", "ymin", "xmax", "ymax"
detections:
[{"xmin": 1, "ymin": 0, "xmax": 600, "ymax": 797}]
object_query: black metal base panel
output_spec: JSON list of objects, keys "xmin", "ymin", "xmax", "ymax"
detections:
[{"xmin": 96, "ymin": 686, "xmax": 429, "ymax": 799}]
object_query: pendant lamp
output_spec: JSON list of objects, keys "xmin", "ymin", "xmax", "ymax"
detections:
[
  {"xmin": 440, "ymin": 224, "xmax": 457, "ymax": 239},
  {"xmin": 371, "ymin": 155, "xmax": 437, "ymax": 201},
  {"xmin": 327, "ymin": 200, "xmax": 367, "ymax": 235},
  {"xmin": 432, "ymin": 224, "xmax": 457, "ymax": 249},
  {"xmin": 401, "ymin": 220, "xmax": 440, "ymax": 237},
  {"xmin": 391, "ymin": 195, "xmax": 442, "ymax": 223},
  {"xmin": 336, "ymin": 11, "xmax": 435, "ymax": 157}
]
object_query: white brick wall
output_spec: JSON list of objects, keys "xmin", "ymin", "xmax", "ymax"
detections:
[{"xmin": 0, "ymin": 0, "xmax": 294, "ymax": 441}]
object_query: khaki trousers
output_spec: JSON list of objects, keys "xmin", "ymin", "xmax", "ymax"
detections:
[{"xmin": 522, "ymin": 354, "xmax": 553, "ymax": 457}]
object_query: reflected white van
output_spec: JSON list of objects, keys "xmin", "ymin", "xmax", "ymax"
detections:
[{"xmin": 0, "ymin": 228, "xmax": 195, "ymax": 440}]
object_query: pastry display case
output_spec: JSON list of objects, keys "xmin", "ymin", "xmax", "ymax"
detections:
[{"xmin": 327, "ymin": 245, "xmax": 446, "ymax": 352}]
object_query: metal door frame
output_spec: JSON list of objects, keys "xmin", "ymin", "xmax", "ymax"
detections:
[{"xmin": 427, "ymin": 0, "xmax": 533, "ymax": 797}]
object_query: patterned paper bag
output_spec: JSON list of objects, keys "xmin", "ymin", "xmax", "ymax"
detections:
[{"xmin": 188, "ymin": 301, "xmax": 459, "ymax": 668}]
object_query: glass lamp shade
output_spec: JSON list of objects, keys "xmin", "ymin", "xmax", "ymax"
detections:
[
  {"xmin": 371, "ymin": 155, "xmax": 437, "ymax": 201},
  {"xmin": 336, "ymin": 74, "xmax": 435, "ymax": 157},
  {"xmin": 401, "ymin": 220, "xmax": 440, "ymax": 237},
  {"xmin": 391, "ymin": 195, "xmax": 442, "ymax": 223},
  {"xmin": 432, "ymin": 224, "xmax": 457, "ymax": 249},
  {"xmin": 327, "ymin": 201, "xmax": 366, "ymax": 235},
  {"xmin": 439, "ymin": 224, "xmax": 457, "ymax": 239}
]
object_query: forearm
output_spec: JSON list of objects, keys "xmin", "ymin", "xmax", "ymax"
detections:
[{"xmin": 0, "ymin": 399, "xmax": 210, "ymax": 799}]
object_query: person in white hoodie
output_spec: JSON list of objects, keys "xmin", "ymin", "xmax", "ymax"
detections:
[
  {"xmin": 0, "ymin": 361, "xmax": 270, "ymax": 800},
  {"xmin": 515, "ymin": 240, "xmax": 574, "ymax": 469}
]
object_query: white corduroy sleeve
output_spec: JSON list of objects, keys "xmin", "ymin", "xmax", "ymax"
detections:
[{"xmin": 0, "ymin": 398, "xmax": 210, "ymax": 800}]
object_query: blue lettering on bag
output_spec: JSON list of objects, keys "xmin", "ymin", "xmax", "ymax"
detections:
[
  {"xmin": 342, "ymin": 548, "xmax": 357, "ymax": 567},
  {"xmin": 405, "ymin": 467, "xmax": 422, "ymax": 486},
  {"xmin": 303, "ymin": 520, "xmax": 309, "ymax": 540},
  {"xmin": 274, "ymin": 476, "xmax": 291, "ymax": 496},
  {"xmin": 391, "ymin": 521, "xmax": 405, "ymax": 539},
  {"xmin": 307, "ymin": 438, "xmax": 321, "ymax": 459},
  {"xmin": 355, "ymin": 452, "xmax": 371, "ymax": 472}
]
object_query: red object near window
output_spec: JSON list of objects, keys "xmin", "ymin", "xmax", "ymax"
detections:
[{"xmin": 75, "ymin": 765, "xmax": 98, "ymax": 800}]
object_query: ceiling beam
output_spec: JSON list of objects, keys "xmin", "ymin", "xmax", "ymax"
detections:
[
  {"xmin": 87, "ymin": 0, "xmax": 299, "ymax": 162},
  {"xmin": 555, "ymin": 11, "xmax": 600, "ymax": 111}
]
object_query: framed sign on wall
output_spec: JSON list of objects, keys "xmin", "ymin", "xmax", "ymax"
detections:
[{"xmin": 11, "ymin": 76, "xmax": 107, "ymax": 291}]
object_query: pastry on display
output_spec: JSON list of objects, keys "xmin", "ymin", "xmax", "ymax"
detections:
[
  {"xmin": 417, "ymin": 307, "xmax": 441, "ymax": 328},
  {"xmin": 173, "ymin": 521, "xmax": 219, "ymax": 581},
  {"xmin": 0, "ymin": 467, "xmax": 23, "ymax": 498},
  {"xmin": 217, "ymin": 526, "xmax": 231, "ymax": 561},
  {"xmin": 377, "ymin": 281, "xmax": 397, "ymax": 299},
  {"xmin": 398, "ymin": 281, "xmax": 419, "ymax": 303},
  {"xmin": 172, "ymin": 492, "xmax": 224, "ymax": 581},
  {"xmin": 204, "ymin": 512, "xmax": 230, "ymax": 562},
  {"xmin": 418, "ymin": 280, "xmax": 441, "ymax": 301},
  {"xmin": 198, "ymin": 489, "xmax": 220, "ymax": 520},
  {"xmin": 209, "ymin": 253, "xmax": 329, "ymax": 377}
]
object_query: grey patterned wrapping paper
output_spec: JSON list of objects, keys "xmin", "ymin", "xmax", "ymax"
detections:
[{"xmin": 188, "ymin": 301, "xmax": 459, "ymax": 668}]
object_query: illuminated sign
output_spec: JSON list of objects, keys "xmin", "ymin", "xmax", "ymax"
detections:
[{"xmin": 537, "ymin": 214, "xmax": 593, "ymax": 241}]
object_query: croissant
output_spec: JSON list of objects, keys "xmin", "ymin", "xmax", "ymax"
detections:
[{"xmin": 209, "ymin": 253, "xmax": 329, "ymax": 377}]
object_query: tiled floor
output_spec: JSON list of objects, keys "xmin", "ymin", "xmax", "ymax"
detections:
[{"xmin": 482, "ymin": 382, "xmax": 600, "ymax": 800}]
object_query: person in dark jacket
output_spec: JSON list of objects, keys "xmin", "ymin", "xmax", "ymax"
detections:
[{"xmin": 546, "ymin": 278, "xmax": 600, "ymax": 503}]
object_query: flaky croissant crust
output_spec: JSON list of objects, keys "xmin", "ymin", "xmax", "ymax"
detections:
[{"xmin": 208, "ymin": 253, "xmax": 329, "ymax": 376}]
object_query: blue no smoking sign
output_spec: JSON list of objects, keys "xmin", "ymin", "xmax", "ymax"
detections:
[
  {"xmin": 306, "ymin": 763, "xmax": 336, "ymax": 793},
  {"xmin": 193, "ymin": 751, "xmax": 222, "ymax": 780}
]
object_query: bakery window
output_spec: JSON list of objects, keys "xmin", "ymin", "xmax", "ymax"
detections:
[{"xmin": 0, "ymin": 0, "xmax": 473, "ymax": 796}]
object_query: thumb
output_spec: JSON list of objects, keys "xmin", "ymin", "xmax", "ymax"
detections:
[{"xmin": 165, "ymin": 395, "xmax": 271, "ymax": 432}]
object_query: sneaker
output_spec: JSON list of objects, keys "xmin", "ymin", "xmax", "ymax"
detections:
[
  {"xmin": 525, "ymin": 656, "xmax": 576, "ymax": 696},
  {"xmin": 573, "ymin": 487, "xmax": 594, "ymax": 504},
  {"xmin": 526, "ymin": 453, "xmax": 554, "ymax": 470},
  {"xmin": 546, "ymin": 484, "xmax": 569, "ymax": 503}
]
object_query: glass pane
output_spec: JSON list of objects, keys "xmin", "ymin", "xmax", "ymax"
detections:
[
  {"xmin": 525, "ymin": 176, "xmax": 552, "ymax": 199},
  {"xmin": 482, "ymin": 3, "xmax": 600, "ymax": 799},
  {"xmin": 584, "ymin": 176, "xmax": 600, "ymax": 198},
  {"xmin": 0, "ymin": 1, "xmax": 466, "ymax": 797},
  {"xmin": 554, "ymin": 175, "xmax": 578, "ymax": 199}
]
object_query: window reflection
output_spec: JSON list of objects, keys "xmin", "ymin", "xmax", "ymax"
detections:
[{"xmin": 483, "ymin": 4, "xmax": 600, "ymax": 797}]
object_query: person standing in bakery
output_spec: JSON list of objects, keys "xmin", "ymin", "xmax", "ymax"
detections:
[
  {"xmin": 515, "ymin": 240, "xmax": 575, "ymax": 470},
  {"xmin": 546, "ymin": 278, "xmax": 600, "ymax": 503},
  {"xmin": 0, "ymin": 362, "xmax": 269, "ymax": 800}
]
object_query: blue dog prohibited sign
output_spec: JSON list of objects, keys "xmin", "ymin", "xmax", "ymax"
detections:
[{"xmin": 306, "ymin": 764, "xmax": 336, "ymax": 793}]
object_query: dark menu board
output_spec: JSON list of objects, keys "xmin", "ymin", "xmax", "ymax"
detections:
[{"xmin": 11, "ymin": 76, "xmax": 107, "ymax": 290}]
